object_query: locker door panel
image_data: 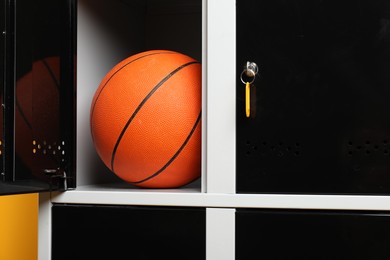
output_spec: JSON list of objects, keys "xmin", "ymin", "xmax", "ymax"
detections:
[
  {"xmin": 0, "ymin": 0, "xmax": 76, "ymax": 195},
  {"xmin": 236, "ymin": 0, "xmax": 390, "ymax": 194},
  {"xmin": 236, "ymin": 209, "xmax": 390, "ymax": 260},
  {"xmin": 52, "ymin": 204, "xmax": 206, "ymax": 260}
]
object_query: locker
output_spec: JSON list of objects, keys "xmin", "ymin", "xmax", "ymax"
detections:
[
  {"xmin": 52, "ymin": 204, "xmax": 206, "ymax": 260},
  {"xmin": 0, "ymin": 0, "xmax": 76, "ymax": 195},
  {"xmin": 236, "ymin": 0, "xmax": 390, "ymax": 194},
  {"xmin": 236, "ymin": 208, "xmax": 390, "ymax": 260},
  {"xmin": 2, "ymin": 1, "xmax": 390, "ymax": 260}
]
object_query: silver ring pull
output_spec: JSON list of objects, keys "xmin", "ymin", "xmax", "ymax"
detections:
[{"xmin": 240, "ymin": 61, "xmax": 258, "ymax": 84}]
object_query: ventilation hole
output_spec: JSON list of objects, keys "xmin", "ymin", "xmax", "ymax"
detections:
[
  {"xmin": 253, "ymin": 146, "xmax": 258, "ymax": 151},
  {"xmin": 43, "ymin": 149, "xmax": 47, "ymax": 155},
  {"xmin": 295, "ymin": 142, "xmax": 300, "ymax": 147},
  {"xmin": 52, "ymin": 150, "xmax": 56, "ymax": 155},
  {"xmin": 37, "ymin": 144, "xmax": 41, "ymax": 149},
  {"xmin": 62, "ymin": 141, "xmax": 65, "ymax": 145},
  {"xmin": 48, "ymin": 145, "xmax": 52, "ymax": 149},
  {"xmin": 43, "ymin": 140, "xmax": 47, "ymax": 145},
  {"xmin": 270, "ymin": 146, "xmax": 276, "ymax": 151},
  {"xmin": 262, "ymin": 141, "xmax": 267, "ymax": 146},
  {"xmin": 58, "ymin": 145, "xmax": 61, "ymax": 150},
  {"xmin": 62, "ymin": 150, "xmax": 65, "ymax": 155},
  {"xmin": 246, "ymin": 151, "xmax": 251, "ymax": 155},
  {"xmin": 348, "ymin": 141, "xmax": 353, "ymax": 146},
  {"xmin": 33, "ymin": 148, "xmax": 36, "ymax": 154},
  {"xmin": 246, "ymin": 140, "xmax": 251, "ymax": 145},
  {"xmin": 357, "ymin": 145, "xmax": 362, "ymax": 150},
  {"xmin": 374, "ymin": 145, "xmax": 379, "ymax": 150},
  {"xmin": 348, "ymin": 151, "xmax": 353, "ymax": 156},
  {"xmin": 384, "ymin": 140, "xmax": 388, "ymax": 145},
  {"xmin": 286, "ymin": 146, "xmax": 291, "ymax": 151},
  {"xmin": 365, "ymin": 141, "xmax": 370, "ymax": 145},
  {"xmin": 384, "ymin": 150, "xmax": 389, "ymax": 155},
  {"xmin": 278, "ymin": 142, "xmax": 283, "ymax": 146},
  {"xmin": 353, "ymin": 165, "xmax": 361, "ymax": 172},
  {"xmin": 366, "ymin": 150, "xmax": 370, "ymax": 155},
  {"xmin": 32, "ymin": 140, "xmax": 36, "ymax": 145},
  {"xmin": 294, "ymin": 151, "xmax": 300, "ymax": 156}
]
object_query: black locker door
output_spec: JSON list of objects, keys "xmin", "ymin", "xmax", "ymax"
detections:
[
  {"xmin": 236, "ymin": 209, "xmax": 390, "ymax": 260},
  {"xmin": 0, "ymin": 0, "xmax": 76, "ymax": 195},
  {"xmin": 52, "ymin": 204, "xmax": 206, "ymax": 260},
  {"xmin": 236, "ymin": 0, "xmax": 390, "ymax": 194}
]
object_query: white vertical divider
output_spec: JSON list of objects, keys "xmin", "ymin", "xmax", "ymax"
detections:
[
  {"xmin": 206, "ymin": 208, "xmax": 235, "ymax": 260},
  {"xmin": 38, "ymin": 192, "xmax": 52, "ymax": 260},
  {"xmin": 205, "ymin": 0, "xmax": 236, "ymax": 193},
  {"xmin": 201, "ymin": 0, "xmax": 208, "ymax": 193}
]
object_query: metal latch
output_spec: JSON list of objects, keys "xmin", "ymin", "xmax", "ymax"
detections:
[{"xmin": 44, "ymin": 168, "xmax": 69, "ymax": 191}]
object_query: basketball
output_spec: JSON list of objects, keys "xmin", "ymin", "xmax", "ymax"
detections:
[{"xmin": 90, "ymin": 50, "xmax": 202, "ymax": 188}]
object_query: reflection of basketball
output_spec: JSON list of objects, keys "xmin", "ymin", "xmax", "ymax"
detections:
[
  {"xmin": 90, "ymin": 50, "xmax": 202, "ymax": 188},
  {"xmin": 16, "ymin": 56, "xmax": 61, "ymax": 175}
]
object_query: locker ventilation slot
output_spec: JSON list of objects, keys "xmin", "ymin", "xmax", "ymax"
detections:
[
  {"xmin": 32, "ymin": 139, "xmax": 66, "ymax": 161},
  {"xmin": 346, "ymin": 139, "xmax": 389, "ymax": 157},
  {"xmin": 245, "ymin": 140, "xmax": 301, "ymax": 157}
]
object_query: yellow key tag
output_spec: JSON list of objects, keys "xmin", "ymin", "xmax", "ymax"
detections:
[
  {"xmin": 245, "ymin": 82, "xmax": 250, "ymax": 118},
  {"xmin": 241, "ymin": 61, "xmax": 258, "ymax": 118}
]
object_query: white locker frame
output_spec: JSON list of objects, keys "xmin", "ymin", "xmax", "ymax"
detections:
[{"xmin": 38, "ymin": 0, "xmax": 390, "ymax": 259}]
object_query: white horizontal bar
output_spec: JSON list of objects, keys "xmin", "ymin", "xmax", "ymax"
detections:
[{"xmin": 51, "ymin": 186, "xmax": 390, "ymax": 211}]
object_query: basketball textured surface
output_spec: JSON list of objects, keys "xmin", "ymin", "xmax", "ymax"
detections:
[{"xmin": 90, "ymin": 50, "xmax": 202, "ymax": 188}]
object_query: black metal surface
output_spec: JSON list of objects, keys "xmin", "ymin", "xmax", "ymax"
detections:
[
  {"xmin": 236, "ymin": 208, "xmax": 390, "ymax": 260},
  {"xmin": 3, "ymin": 0, "xmax": 15, "ymax": 183},
  {"xmin": 0, "ymin": 0, "xmax": 5, "ymax": 182},
  {"xmin": 52, "ymin": 204, "xmax": 206, "ymax": 260},
  {"xmin": 236, "ymin": 0, "xmax": 390, "ymax": 194},
  {"xmin": 0, "ymin": 0, "xmax": 76, "ymax": 195}
]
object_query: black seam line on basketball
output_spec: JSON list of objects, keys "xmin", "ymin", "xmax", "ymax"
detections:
[
  {"xmin": 16, "ymin": 59, "xmax": 60, "ymax": 130},
  {"xmin": 41, "ymin": 59, "xmax": 60, "ymax": 90},
  {"xmin": 15, "ymin": 76, "xmax": 32, "ymax": 129},
  {"xmin": 129, "ymin": 111, "xmax": 201, "ymax": 184},
  {"xmin": 110, "ymin": 60, "xmax": 200, "ymax": 171},
  {"xmin": 15, "ymin": 96, "xmax": 31, "ymax": 129},
  {"xmin": 90, "ymin": 51, "xmax": 177, "ymax": 141}
]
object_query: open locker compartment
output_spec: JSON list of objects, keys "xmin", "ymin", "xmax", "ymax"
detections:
[
  {"xmin": 0, "ymin": 0, "xmax": 76, "ymax": 195},
  {"xmin": 75, "ymin": 0, "xmax": 204, "ymax": 194}
]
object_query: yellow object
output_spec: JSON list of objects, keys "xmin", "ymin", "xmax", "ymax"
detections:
[
  {"xmin": 245, "ymin": 82, "xmax": 250, "ymax": 117},
  {"xmin": 0, "ymin": 193, "xmax": 38, "ymax": 260}
]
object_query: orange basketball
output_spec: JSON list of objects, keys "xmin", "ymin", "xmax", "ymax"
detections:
[{"xmin": 90, "ymin": 50, "xmax": 202, "ymax": 188}]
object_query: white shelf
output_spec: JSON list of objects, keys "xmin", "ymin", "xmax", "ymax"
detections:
[
  {"xmin": 38, "ymin": 1, "xmax": 390, "ymax": 259},
  {"xmin": 69, "ymin": 0, "xmax": 390, "ymax": 212},
  {"xmin": 50, "ymin": 185, "xmax": 390, "ymax": 211}
]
